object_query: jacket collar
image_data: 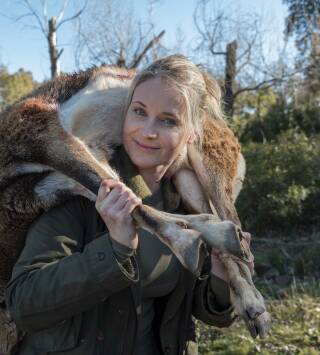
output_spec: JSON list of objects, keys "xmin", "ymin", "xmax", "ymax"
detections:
[{"xmin": 111, "ymin": 145, "xmax": 181, "ymax": 213}]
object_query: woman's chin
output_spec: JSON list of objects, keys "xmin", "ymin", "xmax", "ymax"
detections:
[
  {"xmin": 124, "ymin": 140, "xmax": 165, "ymax": 171},
  {"xmin": 130, "ymin": 156, "xmax": 159, "ymax": 170}
]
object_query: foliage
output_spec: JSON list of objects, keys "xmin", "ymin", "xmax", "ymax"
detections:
[
  {"xmin": 197, "ymin": 279, "xmax": 320, "ymax": 354},
  {"xmin": 232, "ymin": 85, "xmax": 320, "ymax": 142},
  {"xmin": 0, "ymin": 66, "xmax": 35, "ymax": 110},
  {"xmin": 237, "ymin": 100, "xmax": 320, "ymax": 143},
  {"xmin": 283, "ymin": 0, "xmax": 320, "ymax": 54},
  {"xmin": 253, "ymin": 231, "xmax": 320, "ymax": 280},
  {"xmin": 232, "ymin": 88, "xmax": 279, "ymax": 142},
  {"xmin": 282, "ymin": 0, "xmax": 320, "ymax": 92},
  {"xmin": 236, "ymin": 129, "xmax": 320, "ymax": 233}
]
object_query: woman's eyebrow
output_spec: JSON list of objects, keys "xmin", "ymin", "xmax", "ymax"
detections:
[
  {"xmin": 132, "ymin": 100, "xmax": 146, "ymax": 107},
  {"xmin": 161, "ymin": 112, "xmax": 179, "ymax": 119}
]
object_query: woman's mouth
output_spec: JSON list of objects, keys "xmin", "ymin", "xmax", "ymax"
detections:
[{"xmin": 134, "ymin": 139, "xmax": 160, "ymax": 151}]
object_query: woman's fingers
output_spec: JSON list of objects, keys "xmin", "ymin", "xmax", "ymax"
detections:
[
  {"xmin": 106, "ymin": 194, "xmax": 138, "ymax": 220},
  {"xmin": 112, "ymin": 190, "xmax": 131, "ymax": 211},
  {"xmin": 94, "ymin": 180, "xmax": 140, "ymax": 250},
  {"xmin": 122, "ymin": 196, "xmax": 142, "ymax": 215},
  {"xmin": 97, "ymin": 179, "xmax": 122, "ymax": 201},
  {"xmin": 96, "ymin": 181, "xmax": 110, "ymax": 205},
  {"xmin": 96, "ymin": 179, "xmax": 141, "ymax": 220}
]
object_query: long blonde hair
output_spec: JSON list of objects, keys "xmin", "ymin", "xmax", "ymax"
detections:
[{"xmin": 122, "ymin": 54, "xmax": 225, "ymax": 149}]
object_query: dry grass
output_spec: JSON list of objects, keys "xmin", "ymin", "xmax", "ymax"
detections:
[{"xmin": 197, "ymin": 235, "xmax": 320, "ymax": 355}]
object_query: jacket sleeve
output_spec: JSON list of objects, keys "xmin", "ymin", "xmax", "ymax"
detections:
[
  {"xmin": 5, "ymin": 198, "xmax": 139, "ymax": 332},
  {"xmin": 192, "ymin": 270, "xmax": 235, "ymax": 328}
]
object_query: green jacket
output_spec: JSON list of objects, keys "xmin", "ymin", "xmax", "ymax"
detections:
[{"xmin": 5, "ymin": 146, "xmax": 235, "ymax": 355}]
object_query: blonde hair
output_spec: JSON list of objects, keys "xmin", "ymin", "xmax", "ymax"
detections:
[{"xmin": 123, "ymin": 54, "xmax": 225, "ymax": 149}]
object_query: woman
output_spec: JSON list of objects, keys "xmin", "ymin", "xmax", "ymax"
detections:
[{"xmin": 6, "ymin": 54, "xmax": 241, "ymax": 355}]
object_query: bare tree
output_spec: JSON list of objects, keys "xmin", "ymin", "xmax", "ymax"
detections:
[
  {"xmin": 74, "ymin": 0, "xmax": 165, "ymax": 69},
  {"xmin": 4, "ymin": 0, "xmax": 87, "ymax": 78},
  {"xmin": 193, "ymin": 0, "xmax": 299, "ymax": 118}
]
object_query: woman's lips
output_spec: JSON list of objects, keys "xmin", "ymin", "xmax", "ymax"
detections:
[{"xmin": 134, "ymin": 139, "xmax": 160, "ymax": 151}]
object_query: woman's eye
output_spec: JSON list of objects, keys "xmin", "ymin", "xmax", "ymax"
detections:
[
  {"xmin": 161, "ymin": 118, "xmax": 177, "ymax": 126},
  {"xmin": 133, "ymin": 108, "xmax": 146, "ymax": 116}
]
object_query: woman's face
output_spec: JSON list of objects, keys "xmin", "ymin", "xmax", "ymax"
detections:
[{"xmin": 123, "ymin": 77, "xmax": 193, "ymax": 178}]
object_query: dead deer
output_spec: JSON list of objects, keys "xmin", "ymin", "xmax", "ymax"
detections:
[{"xmin": 0, "ymin": 65, "xmax": 270, "ymax": 353}]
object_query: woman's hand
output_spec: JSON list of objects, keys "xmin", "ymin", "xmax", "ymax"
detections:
[
  {"xmin": 95, "ymin": 179, "xmax": 142, "ymax": 249},
  {"xmin": 211, "ymin": 232, "xmax": 254, "ymax": 282}
]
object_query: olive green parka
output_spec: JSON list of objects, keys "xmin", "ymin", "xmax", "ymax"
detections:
[{"xmin": 5, "ymin": 146, "xmax": 235, "ymax": 355}]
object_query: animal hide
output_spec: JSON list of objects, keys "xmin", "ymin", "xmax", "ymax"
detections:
[{"xmin": 0, "ymin": 65, "xmax": 270, "ymax": 353}]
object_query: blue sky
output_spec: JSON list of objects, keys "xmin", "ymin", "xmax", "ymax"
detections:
[{"xmin": 0, "ymin": 0, "xmax": 288, "ymax": 82}]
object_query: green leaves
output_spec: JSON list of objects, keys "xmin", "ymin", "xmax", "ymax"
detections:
[
  {"xmin": 0, "ymin": 66, "xmax": 35, "ymax": 110},
  {"xmin": 236, "ymin": 130, "xmax": 320, "ymax": 233}
]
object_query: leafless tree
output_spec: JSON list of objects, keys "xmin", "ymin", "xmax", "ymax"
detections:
[
  {"xmin": 4, "ymin": 0, "xmax": 88, "ymax": 78},
  {"xmin": 73, "ymin": 0, "xmax": 165, "ymax": 70},
  {"xmin": 193, "ymin": 0, "xmax": 299, "ymax": 117}
]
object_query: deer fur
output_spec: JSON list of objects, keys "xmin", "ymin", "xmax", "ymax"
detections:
[{"xmin": 0, "ymin": 65, "xmax": 269, "ymax": 353}]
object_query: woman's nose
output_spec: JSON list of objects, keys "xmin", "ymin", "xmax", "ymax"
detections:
[{"xmin": 141, "ymin": 120, "xmax": 158, "ymax": 138}]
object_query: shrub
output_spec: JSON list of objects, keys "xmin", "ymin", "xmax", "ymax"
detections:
[
  {"xmin": 236, "ymin": 101, "xmax": 320, "ymax": 143},
  {"xmin": 236, "ymin": 129, "xmax": 320, "ymax": 233}
]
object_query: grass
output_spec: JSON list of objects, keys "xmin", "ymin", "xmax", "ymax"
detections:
[
  {"xmin": 197, "ymin": 232, "xmax": 320, "ymax": 354},
  {"xmin": 197, "ymin": 279, "xmax": 320, "ymax": 354}
]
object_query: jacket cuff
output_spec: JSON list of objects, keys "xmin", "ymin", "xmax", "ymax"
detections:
[
  {"xmin": 208, "ymin": 275, "xmax": 232, "ymax": 313},
  {"xmin": 110, "ymin": 237, "xmax": 135, "ymax": 260},
  {"xmin": 192, "ymin": 278, "xmax": 235, "ymax": 328},
  {"xmin": 86, "ymin": 233, "xmax": 139, "ymax": 285}
]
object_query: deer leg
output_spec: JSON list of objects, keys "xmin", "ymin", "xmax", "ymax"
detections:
[
  {"xmin": 131, "ymin": 206, "xmax": 252, "ymax": 274},
  {"xmin": 33, "ymin": 127, "xmax": 245, "ymax": 274},
  {"xmin": 172, "ymin": 168, "xmax": 212, "ymax": 214},
  {"xmin": 167, "ymin": 209, "xmax": 270, "ymax": 338},
  {"xmin": 187, "ymin": 144, "xmax": 241, "ymax": 226},
  {"xmin": 188, "ymin": 217, "xmax": 253, "ymax": 262},
  {"xmin": 188, "ymin": 217, "xmax": 270, "ymax": 338},
  {"xmin": 33, "ymin": 125, "xmax": 270, "ymax": 338},
  {"xmin": 34, "ymin": 171, "xmax": 96, "ymax": 203},
  {"xmin": 220, "ymin": 255, "xmax": 271, "ymax": 338}
]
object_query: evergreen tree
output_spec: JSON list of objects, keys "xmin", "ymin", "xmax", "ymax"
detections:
[
  {"xmin": 0, "ymin": 66, "xmax": 35, "ymax": 110},
  {"xmin": 283, "ymin": 0, "xmax": 320, "ymax": 93}
]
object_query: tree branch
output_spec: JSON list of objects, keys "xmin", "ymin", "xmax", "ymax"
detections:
[
  {"xmin": 234, "ymin": 79, "xmax": 279, "ymax": 97},
  {"xmin": 130, "ymin": 30, "xmax": 165, "ymax": 68},
  {"xmin": 210, "ymin": 51, "xmax": 227, "ymax": 55},
  {"xmin": 40, "ymin": 0, "xmax": 48, "ymax": 27},
  {"xmin": 57, "ymin": 0, "xmax": 88, "ymax": 30},
  {"xmin": 57, "ymin": 48, "xmax": 64, "ymax": 59},
  {"xmin": 56, "ymin": 0, "xmax": 70, "ymax": 24},
  {"xmin": 21, "ymin": 0, "xmax": 47, "ymax": 35}
]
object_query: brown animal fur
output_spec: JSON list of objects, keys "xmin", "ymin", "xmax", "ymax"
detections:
[{"xmin": 0, "ymin": 65, "xmax": 269, "ymax": 352}]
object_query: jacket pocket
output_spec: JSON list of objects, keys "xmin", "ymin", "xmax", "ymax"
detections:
[{"xmin": 30, "ymin": 313, "xmax": 82, "ymax": 353}]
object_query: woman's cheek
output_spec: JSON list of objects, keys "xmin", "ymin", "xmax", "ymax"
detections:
[
  {"xmin": 162, "ymin": 128, "xmax": 186, "ymax": 151},
  {"xmin": 123, "ymin": 116, "xmax": 142, "ymax": 138}
]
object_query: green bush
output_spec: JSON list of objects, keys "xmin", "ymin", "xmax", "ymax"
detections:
[
  {"xmin": 236, "ymin": 129, "xmax": 320, "ymax": 233},
  {"xmin": 236, "ymin": 101, "xmax": 320, "ymax": 143}
]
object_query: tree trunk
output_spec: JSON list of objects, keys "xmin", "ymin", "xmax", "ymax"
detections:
[
  {"xmin": 224, "ymin": 40, "xmax": 237, "ymax": 118},
  {"xmin": 48, "ymin": 17, "xmax": 60, "ymax": 78}
]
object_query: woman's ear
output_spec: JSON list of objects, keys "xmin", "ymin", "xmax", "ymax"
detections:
[{"xmin": 187, "ymin": 131, "xmax": 196, "ymax": 144}]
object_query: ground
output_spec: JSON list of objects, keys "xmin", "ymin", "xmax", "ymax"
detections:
[{"xmin": 197, "ymin": 232, "xmax": 320, "ymax": 355}]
